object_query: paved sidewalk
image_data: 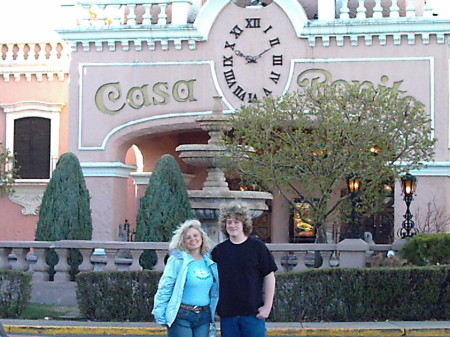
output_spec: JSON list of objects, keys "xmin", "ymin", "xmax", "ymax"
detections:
[{"xmin": 1, "ymin": 319, "xmax": 450, "ymax": 336}]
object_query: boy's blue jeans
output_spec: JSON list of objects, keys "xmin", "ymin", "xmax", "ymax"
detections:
[
  {"xmin": 220, "ymin": 315, "xmax": 266, "ymax": 337},
  {"xmin": 167, "ymin": 307, "xmax": 211, "ymax": 337}
]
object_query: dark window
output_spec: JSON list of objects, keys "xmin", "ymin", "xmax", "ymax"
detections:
[{"xmin": 14, "ymin": 117, "xmax": 51, "ymax": 179}]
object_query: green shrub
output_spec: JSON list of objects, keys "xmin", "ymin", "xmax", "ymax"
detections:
[
  {"xmin": 0, "ymin": 270, "xmax": 31, "ymax": 318},
  {"xmin": 35, "ymin": 152, "xmax": 93, "ymax": 280},
  {"xmin": 135, "ymin": 154, "xmax": 195, "ymax": 269},
  {"xmin": 76, "ymin": 270, "xmax": 162, "ymax": 321},
  {"xmin": 272, "ymin": 266, "xmax": 449, "ymax": 322},
  {"xmin": 400, "ymin": 233, "xmax": 450, "ymax": 266}
]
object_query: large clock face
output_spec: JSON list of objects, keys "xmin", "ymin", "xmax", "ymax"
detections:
[{"xmin": 218, "ymin": 16, "xmax": 289, "ymax": 106}]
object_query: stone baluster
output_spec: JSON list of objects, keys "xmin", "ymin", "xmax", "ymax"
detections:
[
  {"xmin": 103, "ymin": 248, "xmax": 118, "ymax": 271},
  {"xmin": 356, "ymin": 0, "xmax": 366, "ymax": 18},
  {"xmin": 15, "ymin": 43, "xmax": 25, "ymax": 61},
  {"xmin": 54, "ymin": 248, "xmax": 71, "ymax": 282},
  {"xmin": 11, "ymin": 248, "xmax": 30, "ymax": 271},
  {"xmin": 339, "ymin": 0, "xmax": 350, "ymax": 19},
  {"xmin": 78, "ymin": 248, "xmax": 94, "ymax": 273},
  {"xmin": 5, "ymin": 44, "xmax": 14, "ymax": 62},
  {"xmin": 317, "ymin": 0, "xmax": 335, "ymax": 20},
  {"xmin": 319, "ymin": 251, "xmax": 333, "ymax": 269},
  {"xmin": 129, "ymin": 249, "xmax": 144, "ymax": 271},
  {"xmin": 142, "ymin": 4, "xmax": 152, "ymax": 25},
  {"xmin": 390, "ymin": 0, "xmax": 400, "ymax": 18},
  {"xmin": 158, "ymin": 4, "xmax": 168, "ymax": 25},
  {"xmin": 127, "ymin": 4, "xmax": 137, "ymax": 25},
  {"xmin": 424, "ymin": 0, "xmax": 434, "ymax": 17},
  {"xmin": 406, "ymin": 0, "xmax": 416, "ymax": 17},
  {"xmin": 291, "ymin": 251, "xmax": 308, "ymax": 272},
  {"xmin": 49, "ymin": 43, "xmax": 58, "ymax": 62},
  {"xmin": 37, "ymin": 43, "xmax": 47, "ymax": 62},
  {"xmin": 0, "ymin": 248, "xmax": 12, "ymax": 270},
  {"xmin": 31, "ymin": 248, "xmax": 50, "ymax": 282},
  {"xmin": 153, "ymin": 250, "xmax": 168, "ymax": 271},
  {"xmin": 172, "ymin": 1, "xmax": 190, "ymax": 24},
  {"xmin": 373, "ymin": 0, "xmax": 383, "ymax": 18}
]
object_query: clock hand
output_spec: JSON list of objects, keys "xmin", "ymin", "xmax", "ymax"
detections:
[
  {"xmin": 235, "ymin": 49, "xmax": 257, "ymax": 63},
  {"xmin": 253, "ymin": 47, "xmax": 272, "ymax": 60}
]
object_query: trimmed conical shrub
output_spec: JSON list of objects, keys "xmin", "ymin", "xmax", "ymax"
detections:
[
  {"xmin": 35, "ymin": 152, "xmax": 92, "ymax": 279},
  {"xmin": 135, "ymin": 154, "xmax": 195, "ymax": 269}
]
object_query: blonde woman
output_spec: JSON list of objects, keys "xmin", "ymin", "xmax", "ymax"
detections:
[{"xmin": 152, "ymin": 219, "xmax": 219, "ymax": 337}]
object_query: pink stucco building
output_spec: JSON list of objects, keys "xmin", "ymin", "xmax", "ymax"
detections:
[{"xmin": 1, "ymin": 0, "xmax": 449, "ymax": 244}]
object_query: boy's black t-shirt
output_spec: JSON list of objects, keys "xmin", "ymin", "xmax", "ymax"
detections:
[{"xmin": 211, "ymin": 236, "xmax": 278, "ymax": 317}]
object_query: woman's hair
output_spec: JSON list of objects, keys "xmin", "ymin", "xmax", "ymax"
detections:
[
  {"xmin": 218, "ymin": 202, "xmax": 253, "ymax": 238},
  {"xmin": 169, "ymin": 219, "xmax": 213, "ymax": 255}
]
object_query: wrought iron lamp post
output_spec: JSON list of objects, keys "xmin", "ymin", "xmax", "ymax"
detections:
[
  {"xmin": 398, "ymin": 173, "xmax": 418, "ymax": 238},
  {"xmin": 343, "ymin": 174, "xmax": 362, "ymax": 239}
]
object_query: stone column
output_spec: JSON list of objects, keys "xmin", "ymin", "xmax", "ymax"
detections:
[{"xmin": 337, "ymin": 239, "xmax": 369, "ymax": 268}]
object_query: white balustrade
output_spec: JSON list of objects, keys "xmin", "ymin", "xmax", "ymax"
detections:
[{"xmin": 72, "ymin": 1, "xmax": 194, "ymax": 27}]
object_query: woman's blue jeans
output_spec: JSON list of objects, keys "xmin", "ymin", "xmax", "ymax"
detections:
[
  {"xmin": 167, "ymin": 307, "xmax": 211, "ymax": 337},
  {"xmin": 220, "ymin": 315, "xmax": 266, "ymax": 337}
]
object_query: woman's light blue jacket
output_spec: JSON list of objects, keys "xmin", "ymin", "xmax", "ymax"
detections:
[{"xmin": 152, "ymin": 249, "xmax": 219, "ymax": 327}]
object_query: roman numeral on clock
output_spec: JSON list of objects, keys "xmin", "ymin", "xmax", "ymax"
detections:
[
  {"xmin": 224, "ymin": 69, "xmax": 236, "ymax": 88},
  {"xmin": 270, "ymin": 71, "xmax": 281, "ymax": 84},
  {"xmin": 233, "ymin": 85, "xmax": 246, "ymax": 101},
  {"xmin": 264, "ymin": 88, "xmax": 272, "ymax": 96},
  {"xmin": 223, "ymin": 56, "xmax": 234, "ymax": 67},
  {"xmin": 269, "ymin": 37, "xmax": 281, "ymax": 47},
  {"xmin": 246, "ymin": 18, "xmax": 261, "ymax": 28},
  {"xmin": 230, "ymin": 25, "xmax": 244, "ymax": 39},
  {"xmin": 224, "ymin": 41, "xmax": 235, "ymax": 50},
  {"xmin": 272, "ymin": 55, "xmax": 283, "ymax": 66}
]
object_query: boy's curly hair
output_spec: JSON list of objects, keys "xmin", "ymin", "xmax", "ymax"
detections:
[{"xmin": 219, "ymin": 202, "xmax": 253, "ymax": 238}]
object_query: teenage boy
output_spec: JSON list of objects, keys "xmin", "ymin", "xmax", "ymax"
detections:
[{"xmin": 211, "ymin": 202, "xmax": 277, "ymax": 337}]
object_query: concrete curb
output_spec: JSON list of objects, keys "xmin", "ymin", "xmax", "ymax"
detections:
[{"xmin": 3, "ymin": 325, "xmax": 450, "ymax": 336}]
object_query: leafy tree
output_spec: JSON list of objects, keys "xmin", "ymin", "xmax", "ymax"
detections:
[
  {"xmin": 0, "ymin": 143, "xmax": 16, "ymax": 196},
  {"xmin": 222, "ymin": 82, "xmax": 435, "ymax": 242},
  {"xmin": 135, "ymin": 154, "xmax": 195, "ymax": 268},
  {"xmin": 35, "ymin": 152, "xmax": 92, "ymax": 279}
]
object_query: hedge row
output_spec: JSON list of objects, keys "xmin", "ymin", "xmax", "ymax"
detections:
[
  {"xmin": 76, "ymin": 266, "xmax": 449, "ymax": 322},
  {"xmin": 76, "ymin": 270, "xmax": 161, "ymax": 321},
  {"xmin": 272, "ymin": 266, "xmax": 449, "ymax": 322},
  {"xmin": 0, "ymin": 270, "xmax": 31, "ymax": 318}
]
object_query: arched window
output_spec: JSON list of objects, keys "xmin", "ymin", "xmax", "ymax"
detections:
[
  {"xmin": 1, "ymin": 101, "xmax": 63, "ymax": 180},
  {"xmin": 14, "ymin": 117, "xmax": 51, "ymax": 179}
]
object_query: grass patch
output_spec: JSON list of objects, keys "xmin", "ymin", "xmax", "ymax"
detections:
[{"xmin": 21, "ymin": 303, "xmax": 81, "ymax": 320}]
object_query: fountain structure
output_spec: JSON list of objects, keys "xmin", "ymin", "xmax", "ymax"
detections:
[{"xmin": 176, "ymin": 97, "xmax": 272, "ymax": 242}]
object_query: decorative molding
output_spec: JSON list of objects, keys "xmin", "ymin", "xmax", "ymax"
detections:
[
  {"xmin": 81, "ymin": 162, "xmax": 137, "ymax": 178},
  {"xmin": 409, "ymin": 162, "xmax": 450, "ymax": 177},
  {"xmin": 301, "ymin": 20, "xmax": 450, "ymax": 47},
  {"xmin": 130, "ymin": 172, "xmax": 194, "ymax": 185},
  {"xmin": 8, "ymin": 181, "xmax": 48, "ymax": 216}
]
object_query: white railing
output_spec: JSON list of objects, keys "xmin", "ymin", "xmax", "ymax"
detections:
[
  {"xmin": 0, "ymin": 240, "xmax": 401, "ymax": 281},
  {"xmin": 65, "ymin": 0, "xmax": 199, "ymax": 27}
]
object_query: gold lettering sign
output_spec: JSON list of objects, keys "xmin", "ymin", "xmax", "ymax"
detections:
[
  {"xmin": 297, "ymin": 69, "xmax": 405, "ymax": 94},
  {"xmin": 95, "ymin": 79, "xmax": 197, "ymax": 114}
]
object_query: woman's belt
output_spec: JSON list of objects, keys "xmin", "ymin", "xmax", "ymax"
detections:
[{"xmin": 180, "ymin": 303, "xmax": 209, "ymax": 313}]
